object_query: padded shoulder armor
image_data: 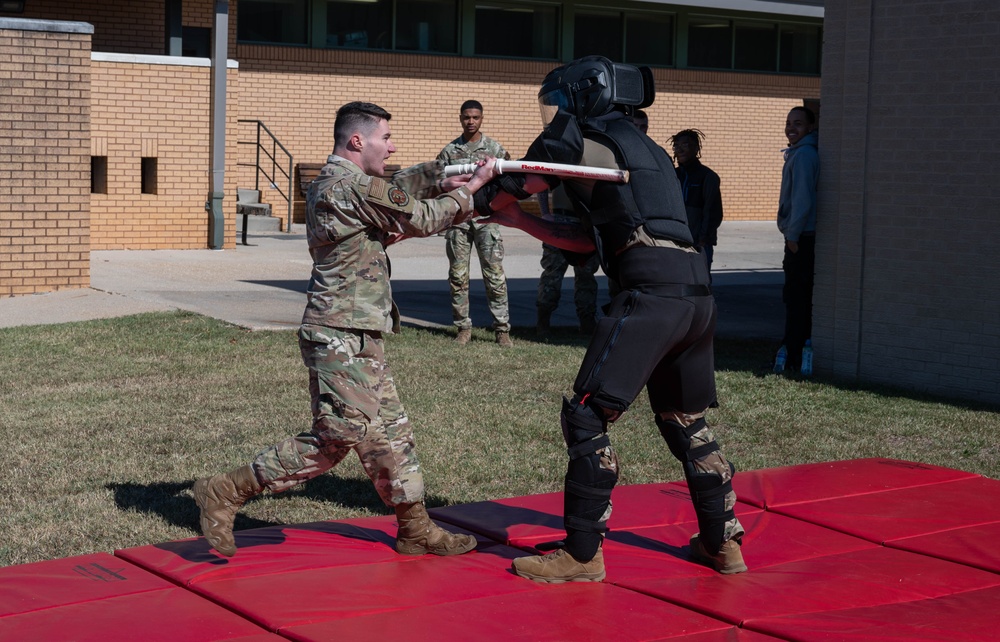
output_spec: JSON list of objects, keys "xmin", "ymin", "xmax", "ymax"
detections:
[{"xmin": 582, "ymin": 115, "xmax": 693, "ymax": 253}]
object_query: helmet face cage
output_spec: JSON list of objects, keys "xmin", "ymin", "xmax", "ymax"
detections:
[{"xmin": 538, "ymin": 56, "xmax": 653, "ymax": 123}]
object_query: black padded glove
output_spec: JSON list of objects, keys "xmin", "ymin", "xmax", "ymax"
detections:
[{"xmin": 473, "ymin": 183, "xmax": 500, "ymax": 217}]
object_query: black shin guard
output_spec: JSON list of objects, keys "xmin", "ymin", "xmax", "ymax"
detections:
[
  {"xmin": 561, "ymin": 396, "xmax": 618, "ymax": 561},
  {"xmin": 657, "ymin": 415, "xmax": 736, "ymax": 552}
]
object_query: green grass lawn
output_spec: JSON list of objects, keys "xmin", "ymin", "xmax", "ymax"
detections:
[{"xmin": 1, "ymin": 311, "xmax": 996, "ymax": 567}]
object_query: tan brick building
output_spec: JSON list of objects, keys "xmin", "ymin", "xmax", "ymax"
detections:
[
  {"xmin": 815, "ymin": 0, "xmax": 999, "ymax": 404},
  {"xmin": 1, "ymin": 0, "xmax": 822, "ymax": 297}
]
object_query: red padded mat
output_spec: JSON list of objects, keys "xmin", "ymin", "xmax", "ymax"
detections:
[
  {"xmin": 118, "ymin": 516, "xmax": 403, "ymax": 586},
  {"xmin": 745, "ymin": 585, "xmax": 1000, "ymax": 641},
  {"xmin": 0, "ymin": 553, "xmax": 171, "ymax": 617},
  {"xmin": 426, "ymin": 490, "xmax": 565, "ymax": 546},
  {"xmin": 429, "ymin": 482, "xmax": 706, "ymax": 549},
  {"xmin": 613, "ymin": 546, "xmax": 1000, "ymax": 625},
  {"xmin": 4, "ymin": 459, "xmax": 996, "ymax": 639},
  {"xmin": 187, "ymin": 542, "xmax": 536, "ymax": 631},
  {"xmin": 886, "ymin": 520, "xmax": 1000, "ymax": 573},
  {"xmin": 652, "ymin": 631, "xmax": 785, "ymax": 642},
  {"xmin": 772, "ymin": 476, "xmax": 1000, "ymax": 543},
  {"xmin": 734, "ymin": 458, "xmax": 978, "ymax": 508},
  {"xmin": 279, "ymin": 582, "xmax": 735, "ymax": 642},
  {"xmin": 602, "ymin": 509, "xmax": 875, "ymax": 583},
  {"xmin": 0, "ymin": 588, "xmax": 282, "ymax": 642}
]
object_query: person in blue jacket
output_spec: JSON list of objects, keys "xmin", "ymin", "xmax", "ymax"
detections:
[{"xmin": 775, "ymin": 106, "xmax": 819, "ymax": 373}]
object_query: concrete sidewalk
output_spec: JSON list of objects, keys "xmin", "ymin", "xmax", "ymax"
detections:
[{"xmin": 0, "ymin": 221, "xmax": 785, "ymax": 340}]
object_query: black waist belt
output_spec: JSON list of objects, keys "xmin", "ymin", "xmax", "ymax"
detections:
[{"xmin": 639, "ymin": 283, "xmax": 712, "ymax": 298}]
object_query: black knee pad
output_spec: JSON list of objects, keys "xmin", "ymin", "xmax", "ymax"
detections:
[
  {"xmin": 656, "ymin": 415, "xmax": 736, "ymax": 550},
  {"xmin": 561, "ymin": 396, "xmax": 618, "ymax": 560}
]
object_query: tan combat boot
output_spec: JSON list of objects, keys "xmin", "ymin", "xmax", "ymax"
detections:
[
  {"xmin": 395, "ymin": 502, "xmax": 477, "ymax": 556},
  {"xmin": 455, "ymin": 328, "xmax": 472, "ymax": 345},
  {"xmin": 511, "ymin": 546, "xmax": 606, "ymax": 583},
  {"xmin": 689, "ymin": 533, "xmax": 748, "ymax": 574},
  {"xmin": 192, "ymin": 465, "xmax": 262, "ymax": 557},
  {"xmin": 495, "ymin": 331, "xmax": 514, "ymax": 347}
]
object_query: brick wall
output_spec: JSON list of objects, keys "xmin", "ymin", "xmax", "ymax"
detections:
[
  {"xmin": 90, "ymin": 55, "xmax": 239, "ymax": 250},
  {"xmin": 0, "ymin": 20, "xmax": 92, "ymax": 297},
  {"xmin": 235, "ymin": 45, "xmax": 819, "ymax": 224},
  {"xmin": 815, "ymin": 0, "xmax": 1000, "ymax": 405},
  {"xmin": 18, "ymin": 0, "xmax": 165, "ymax": 55},
  {"xmin": 19, "ymin": 0, "xmax": 240, "ymax": 57}
]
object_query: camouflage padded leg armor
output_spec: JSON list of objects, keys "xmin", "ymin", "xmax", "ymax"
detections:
[
  {"xmin": 252, "ymin": 325, "xmax": 424, "ymax": 506},
  {"xmin": 657, "ymin": 410, "xmax": 744, "ymax": 552}
]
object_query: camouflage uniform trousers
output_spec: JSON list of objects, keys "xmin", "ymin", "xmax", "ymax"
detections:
[
  {"xmin": 252, "ymin": 324, "xmax": 424, "ymax": 507},
  {"xmin": 536, "ymin": 243, "xmax": 600, "ymax": 324},
  {"xmin": 445, "ymin": 221, "xmax": 510, "ymax": 332}
]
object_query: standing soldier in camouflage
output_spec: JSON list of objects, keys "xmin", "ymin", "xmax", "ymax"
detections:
[
  {"xmin": 535, "ymin": 185, "xmax": 600, "ymax": 335},
  {"xmin": 438, "ymin": 100, "xmax": 514, "ymax": 347},
  {"xmin": 193, "ymin": 101, "xmax": 500, "ymax": 558}
]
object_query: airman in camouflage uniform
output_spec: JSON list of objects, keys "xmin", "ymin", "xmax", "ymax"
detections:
[
  {"xmin": 193, "ymin": 102, "xmax": 500, "ymax": 559},
  {"xmin": 438, "ymin": 100, "xmax": 513, "ymax": 346},
  {"xmin": 535, "ymin": 186, "xmax": 601, "ymax": 335}
]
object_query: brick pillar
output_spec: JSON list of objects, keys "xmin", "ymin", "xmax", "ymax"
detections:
[{"xmin": 0, "ymin": 19, "xmax": 92, "ymax": 296}]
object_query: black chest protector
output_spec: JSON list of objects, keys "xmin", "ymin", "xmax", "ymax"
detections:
[{"xmin": 578, "ymin": 114, "xmax": 693, "ymax": 256}]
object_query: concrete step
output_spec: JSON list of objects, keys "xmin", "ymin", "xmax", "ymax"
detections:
[{"xmin": 236, "ymin": 214, "xmax": 282, "ymax": 233}]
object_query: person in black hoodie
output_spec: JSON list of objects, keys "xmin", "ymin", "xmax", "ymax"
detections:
[{"xmin": 670, "ymin": 129, "xmax": 723, "ymax": 275}]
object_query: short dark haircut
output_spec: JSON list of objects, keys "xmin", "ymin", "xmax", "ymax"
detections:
[
  {"xmin": 461, "ymin": 100, "xmax": 483, "ymax": 113},
  {"xmin": 669, "ymin": 128, "xmax": 706, "ymax": 155},
  {"xmin": 334, "ymin": 101, "xmax": 391, "ymax": 148},
  {"xmin": 634, "ymin": 109, "xmax": 648, "ymax": 122},
  {"xmin": 790, "ymin": 105, "xmax": 817, "ymax": 125}
]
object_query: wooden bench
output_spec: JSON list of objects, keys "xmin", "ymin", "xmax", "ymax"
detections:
[
  {"xmin": 296, "ymin": 162, "xmax": 403, "ymax": 198},
  {"xmin": 297, "ymin": 163, "xmax": 326, "ymax": 198}
]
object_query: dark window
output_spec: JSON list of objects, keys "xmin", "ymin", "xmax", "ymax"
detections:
[
  {"xmin": 735, "ymin": 22, "xmax": 777, "ymax": 72},
  {"xmin": 780, "ymin": 24, "xmax": 822, "ymax": 74},
  {"xmin": 141, "ymin": 158, "xmax": 157, "ymax": 195},
  {"xmin": 237, "ymin": 0, "xmax": 308, "ymax": 45},
  {"xmin": 325, "ymin": 0, "xmax": 392, "ymax": 49},
  {"xmin": 688, "ymin": 17, "xmax": 732, "ymax": 69},
  {"xmin": 475, "ymin": 3, "xmax": 558, "ymax": 59},
  {"xmin": 574, "ymin": 11, "xmax": 622, "ymax": 61},
  {"xmin": 625, "ymin": 13, "xmax": 673, "ymax": 66},
  {"xmin": 91, "ymin": 157, "xmax": 107, "ymax": 195},
  {"xmin": 395, "ymin": 0, "xmax": 458, "ymax": 53},
  {"xmin": 181, "ymin": 26, "xmax": 211, "ymax": 57}
]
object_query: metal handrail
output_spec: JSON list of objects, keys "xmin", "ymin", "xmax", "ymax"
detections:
[{"xmin": 237, "ymin": 119, "xmax": 294, "ymax": 235}]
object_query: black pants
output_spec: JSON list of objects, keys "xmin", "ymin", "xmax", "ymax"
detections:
[{"xmin": 781, "ymin": 234, "xmax": 815, "ymax": 369}]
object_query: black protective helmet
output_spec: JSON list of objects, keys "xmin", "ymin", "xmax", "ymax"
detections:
[{"xmin": 538, "ymin": 55, "xmax": 654, "ymax": 124}]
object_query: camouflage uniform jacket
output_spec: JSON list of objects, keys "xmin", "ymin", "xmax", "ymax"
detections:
[
  {"xmin": 437, "ymin": 134, "xmax": 510, "ymax": 230},
  {"xmin": 301, "ymin": 155, "xmax": 474, "ymax": 333}
]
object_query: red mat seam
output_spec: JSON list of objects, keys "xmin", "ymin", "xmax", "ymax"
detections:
[
  {"xmin": 605, "ymin": 579, "xmax": 745, "ymax": 628},
  {"xmin": 0, "ymin": 585, "xmax": 167, "ymax": 622},
  {"xmin": 111, "ymin": 550, "xmax": 305, "ymax": 637},
  {"xmin": 748, "ymin": 474, "xmax": 987, "ymax": 510}
]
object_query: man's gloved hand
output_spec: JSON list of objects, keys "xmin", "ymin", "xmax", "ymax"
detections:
[{"xmin": 473, "ymin": 180, "xmax": 501, "ymax": 217}]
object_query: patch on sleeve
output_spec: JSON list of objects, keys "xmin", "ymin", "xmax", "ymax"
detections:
[
  {"xmin": 368, "ymin": 176, "xmax": 387, "ymax": 200},
  {"xmin": 387, "ymin": 186, "xmax": 409, "ymax": 207}
]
